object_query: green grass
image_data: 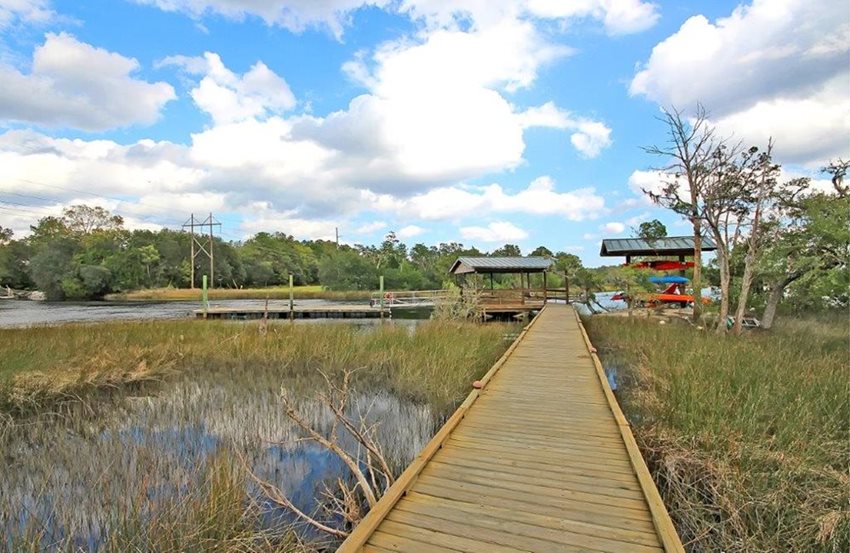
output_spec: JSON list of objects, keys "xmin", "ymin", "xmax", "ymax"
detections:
[
  {"xmin": 106, "ymin": 286, "xmax": 372, "ymax": 302},
  {"xmin": 586, "ymin": 315, "xmax": 850, "ymax": 552},
  {"xmin": 0, "ymin": 319, "xmax": 511, "ymax": 419}
]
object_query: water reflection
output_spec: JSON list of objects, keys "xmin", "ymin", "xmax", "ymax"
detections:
[{"xmin": 0, "ymin": 366, "xmax": 437, "ymax": 550}]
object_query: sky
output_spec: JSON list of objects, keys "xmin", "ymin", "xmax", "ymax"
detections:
[{"xmin": 0, "ymin": 0, "xmax": 847, "ymax": 266}]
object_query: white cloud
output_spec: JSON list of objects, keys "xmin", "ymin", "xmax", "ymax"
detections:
[
  {"xmin": 161, "ymin": 52, "xmax": 295, "ymax": 124},
  {"xmin": 355, "ymin": 221, "xmax": 386, "ymax": 234},
  {"xmin": 293, "ymin": 17, "xmax": 600, "ymax": 186},
  {"xmin": 630, "ymin": 0, "xmax": 850, "ymax": 165},
  {"xmin": 518, "ymin": 102, "xmax": 612, "ymax": 158},
  {"xmin": 0, "ymin": 33, "xmax": 175, "ymax": 131},
  {"xmin": 134, "ymin": 0, "xmax": 659, "ymax": 37},
  {"xmin": 236, "ymin": 204, "xmax": 339, "ymax": 241},
  {"xmin": 582, "ymin": 232, "xmax": 597, "ymax": 240},
  {"xmin": 0, "ymin": 0, "xmax": 53, "ymax": 28},
  {"xmin": 460, "ymin": 221, "xmax": 528, "ymax": 242},
  {"xmin": 135, "ymin": 0, "xmax": 391, "ymax": 38},
  {"xmin": 526, "ymin": 0, "xmax": 659, "ymax": 35},
  {"xmin": 365, "ymin": 176, "xmax": 606, "ymax": 221},
  {"xmin": 601, "ymin": 221, "xmax": 625, "ymax": 234},
  {"xmin": 397, "ymin": 224, "xmax": 425, "ymax": 239},
  {"xmin": 710, "ymin": 77, "xmax": 850, "ymax": 166},
  {"xmin": 627, "ymin": 170, "xmax": 688, "ymax": 206}
]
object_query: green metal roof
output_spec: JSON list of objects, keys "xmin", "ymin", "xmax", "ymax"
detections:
[
  {"xmin": 599, "ymin": 236, "xmax": 716, "ymax": 257},
  {"xmin": 449, "ymin": 256, "xmax": 554, "ymax": 274}
]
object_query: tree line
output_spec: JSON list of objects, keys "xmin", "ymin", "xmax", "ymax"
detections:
[{"xmin": 0, "ymin": 206, "xmax": 586, "ymax": 300}]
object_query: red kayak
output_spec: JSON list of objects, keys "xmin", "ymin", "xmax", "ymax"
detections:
[{"xmin": 627, "ymin": 260, "xmax": 695, "ymax": 270}]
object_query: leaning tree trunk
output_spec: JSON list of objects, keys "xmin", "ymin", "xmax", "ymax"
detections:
[{"xmin": 761, "ymin": 271, "xmax": 804, "ymax": 330}]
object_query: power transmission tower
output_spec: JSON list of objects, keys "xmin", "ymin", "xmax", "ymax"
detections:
[{"xmin": 182, "ymin": 213, "xmax": 222, "ymax": 289}]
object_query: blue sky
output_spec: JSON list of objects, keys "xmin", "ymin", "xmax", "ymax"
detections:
[{"xmin": 0, "ymin": 0, "xmax": 847, "ymax": 266}]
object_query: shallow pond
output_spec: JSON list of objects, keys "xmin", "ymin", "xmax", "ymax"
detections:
[{"xmin": 0, "ymin": 354, "xmax": 439, "ymax": 550}]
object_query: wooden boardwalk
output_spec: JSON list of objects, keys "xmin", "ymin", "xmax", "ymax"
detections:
[{"xmin": 338, "ymin": 304, "xmax": 683, "ymax": 553}]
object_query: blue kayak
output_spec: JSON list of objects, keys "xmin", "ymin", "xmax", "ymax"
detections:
[{"xmin": 649, "ymin": 275, "xmax": 690, "ymax": 284}]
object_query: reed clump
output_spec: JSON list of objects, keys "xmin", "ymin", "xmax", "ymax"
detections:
[{"xmin": 586, "ymin": 315, "xmax": 849, "ymax": 552}]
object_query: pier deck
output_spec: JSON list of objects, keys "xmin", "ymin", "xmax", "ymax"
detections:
[
  {"xmin": 194, "ymin": 304, "xmax": 389, "ymax": 320},
  {"xmin": 338, "ymin": 304, "xmax": 683, "ymax": 552}
]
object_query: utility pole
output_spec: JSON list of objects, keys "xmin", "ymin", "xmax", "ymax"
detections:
[
  {"xmin": 183, "ymin": 213, "xmax": 222, "ymax": 289},
  {"xmin": 335, "ymin": 226, "xmax": 340, "ymax": 248}
]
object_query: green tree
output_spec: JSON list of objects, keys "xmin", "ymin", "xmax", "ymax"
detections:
[
  {"xmin": 634, "ymin": 219, "xmax": 667, "ymax": 239},
  {"xmin": 758, "ymin": 183, "xmax": 849, "ymax": 328},
  {"xmin": 62, "ymin": 205, "xmax": 124, "ymax": 234},
  {"xmin": 30, "ymin": 236, "xmax": 78, "ymax": 300},
  {"xmin": 491, "ymin": 244, "xmax": 522, "ymax": 257}
]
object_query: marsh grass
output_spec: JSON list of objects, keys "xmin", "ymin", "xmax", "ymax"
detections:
[
  {"xmin": 587, "ymin": 315, "xmax": 850, "ymax": 552},
  {"xmin": 0, "ymin": 319, "xmax": 512, "ymax": 550},
  {"xmin": 107, "ymin": 286, "xmax": 372, "ymax": 302},
  {"xmin": 0, "ymin": 319, "xmax": 509, "ymax": 418}
]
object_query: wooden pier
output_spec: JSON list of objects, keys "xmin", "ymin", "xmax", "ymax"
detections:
[
  {"xmin": 194, "ymin": 304, "xmax": 389, "ymax": 320},
  {"xmin": 338, "ymin": 304, "xmax": 683, "ymax": 553}
]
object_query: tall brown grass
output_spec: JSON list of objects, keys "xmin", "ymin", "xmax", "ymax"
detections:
[{"xmin": 587, "ymin": 315, "xmax": 849, "ymax": 552}]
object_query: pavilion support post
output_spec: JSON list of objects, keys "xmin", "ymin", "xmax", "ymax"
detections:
[
  {"xmin": 565, "ymin": 271, "xmax": 570, "ymax": 304},
  {"xmin": 490, "ymin": 273, "xmax": 494, "ymax": 290},
  {"xmin": 543, "ymin": 271, "xmax": 548, "ymax": 304}
]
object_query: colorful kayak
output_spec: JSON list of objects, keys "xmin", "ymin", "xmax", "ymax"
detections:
[
  {"xmin": 628, "ymin": 261, "xmax": 694, "ymax": 270},
  {"xmin": 648, "ymin": 275, "xmax": 689, "ymax": 284}
]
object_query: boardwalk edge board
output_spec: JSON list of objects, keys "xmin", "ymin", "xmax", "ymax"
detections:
[{"xmin": 573, "ymin": 309, "xmax": 685, "ymax": 553}]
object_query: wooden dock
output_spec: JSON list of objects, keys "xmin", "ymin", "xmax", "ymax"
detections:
[
  {"xmin": 338, "ymin": 304, "xmax": 683, "ymax": 553},
  {"xmin": 194, "ymin": 304, "xmax": 389, "ymax": 320}
]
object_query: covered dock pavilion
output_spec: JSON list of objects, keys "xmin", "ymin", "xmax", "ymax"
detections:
[{"xmin": 449, "ymin": 256, "xmax": 555, "ymax": 315}]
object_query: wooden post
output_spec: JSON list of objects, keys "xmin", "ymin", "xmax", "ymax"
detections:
[
  {"xmin": 202, "ymin": 274, "xmax": 208, "ymax": 318},
  {"xmin": 208, "ymin": 212, "xmax": 214, "ymax": 289},
  {"xmin": 543, "ymin": 271, "xmax": 548, "ymax": 304},
  {"xmin": 519, "ymin": 272, "xmax": 523, "ymax": 303},
  {"xmin": 565, "ymin": 271, "xmax": 570, "ymax": 304},
  {"xmin": 289, "ymin": 274, "xmax": 294, "ymax": 321},
  {"xmin": 379, "ymin": 275, "xmax": 385, "ymax": 321}
]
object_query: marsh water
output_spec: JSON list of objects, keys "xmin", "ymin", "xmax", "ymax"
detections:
[
  {"xmin": 0, "ymin": 298, "xmax": 435, "ymax": 328},
  {"xmin": 1, "ymin": 346, "xmax": 439, "ymax": 550}
]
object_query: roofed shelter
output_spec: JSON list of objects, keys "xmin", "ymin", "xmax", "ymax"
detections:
[
  {"xmin": 449, "ymin": 256, "xmax": 555, "ymax": 310},
  {"xmin": 600, "ymin": 236, "xmax": 717, "ymax": 265}
]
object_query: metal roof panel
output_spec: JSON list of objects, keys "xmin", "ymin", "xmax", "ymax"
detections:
[{"xmin": 599, "ymin": 236, "xmax": 717, "ymax": 257}]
